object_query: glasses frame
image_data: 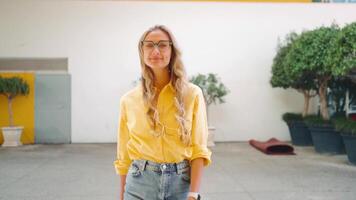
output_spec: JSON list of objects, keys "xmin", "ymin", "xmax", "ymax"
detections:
[{"xmin": 141, "ymin": 40, "xmax": 173, "ymax": 52}]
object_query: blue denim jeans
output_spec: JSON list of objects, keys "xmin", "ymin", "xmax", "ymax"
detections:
[{"xmin": 124, "ymin": 159, "xmax": 191, "ymax": 200}]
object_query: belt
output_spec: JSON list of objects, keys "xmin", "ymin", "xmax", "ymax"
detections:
[{"xmin": 132, "ymin": 159, "xmax": 190, "ymax": 174}]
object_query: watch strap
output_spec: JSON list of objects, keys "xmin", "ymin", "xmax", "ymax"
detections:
[{"xmin": 188, "ymin": 192, "xmax": 200, "ymax": 199}]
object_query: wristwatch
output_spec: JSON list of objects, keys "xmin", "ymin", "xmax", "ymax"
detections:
[{"xmin": 188, "ymin": 192, "xmax": 201, "ymax": 200}]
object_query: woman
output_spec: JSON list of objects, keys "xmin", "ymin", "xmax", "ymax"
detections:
[{"xmin": 114, "ymin": 25, "xmax": 211, "ymax": 200}]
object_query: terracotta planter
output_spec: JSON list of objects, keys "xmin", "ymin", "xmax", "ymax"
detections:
[{"xmin": 1, "ymin": 126, "xmax": 24, "ymax": 147}]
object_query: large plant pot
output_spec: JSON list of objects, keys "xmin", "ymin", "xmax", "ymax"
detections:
[
  {"xmin": 308, "ymin": 124, "xmax": 345, "ymax": 154},
  {"xmin": 341, "ymin": 134, "xmax": 356, "ymax": 165},
  {"xmin": 1, "ymin": 126, "xmax": 24, "ymax": 147},
  {"xmin": 208, "ymin": 126, "xmax": 216, "ymax": 147},
  {"xmin": 287, "ymin": 121, "xmax": 313, "ymax": 146}
]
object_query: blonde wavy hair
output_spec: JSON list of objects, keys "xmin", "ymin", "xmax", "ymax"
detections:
[{"xmin": 138, "ymin": 25, "xmax": 191, "ymax": 145}]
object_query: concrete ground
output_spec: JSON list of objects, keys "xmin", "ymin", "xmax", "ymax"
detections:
[{"xmin": 0, "ymin": 142, "xmax": 356, "ymax": 200}]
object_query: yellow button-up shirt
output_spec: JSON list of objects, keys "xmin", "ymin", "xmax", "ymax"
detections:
[{"xmin": 114, "ymin": 82, "xmax": 212, "ymax": 175}]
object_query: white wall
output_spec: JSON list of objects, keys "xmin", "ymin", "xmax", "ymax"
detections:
[{"xmin": 0, "ymin": 0, "xmax": 355, "ymax": 142}]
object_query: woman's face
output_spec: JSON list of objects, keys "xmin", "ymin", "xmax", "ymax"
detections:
[{"xmin": 142, "ymin": 29, "xmax": 172, "ymax": 71}]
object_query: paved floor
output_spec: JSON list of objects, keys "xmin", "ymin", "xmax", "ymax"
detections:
[{"xmin": 0, "ymin": 142, "xmax": 356, "ymax": 200}]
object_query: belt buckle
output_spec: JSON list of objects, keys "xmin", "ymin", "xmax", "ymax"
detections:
[{"xmin": 160, "ymin": 164, "xmax": 167, "ymax": 171}]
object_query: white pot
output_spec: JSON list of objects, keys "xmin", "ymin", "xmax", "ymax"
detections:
[
  {"xmin": 208, "ymin": 126, "xmax": 216, "ymax": 147},
  {"xmin": 1, "ymin": 126, "xmax": 24, "ymax": 147}
]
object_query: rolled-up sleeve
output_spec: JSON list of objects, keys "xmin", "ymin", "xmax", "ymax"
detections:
[
  {"xmin": 190, "ymin": 87, "xmax": 212, "ymax": 166},
  {"xmin": 113, "ymin": 98, "xmax": 132, "ymax": 175}
]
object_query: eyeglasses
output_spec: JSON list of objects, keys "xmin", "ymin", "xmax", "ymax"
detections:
[{"xmin": 141, "ymin": 40, "xmax": 172, "ymax": 52}]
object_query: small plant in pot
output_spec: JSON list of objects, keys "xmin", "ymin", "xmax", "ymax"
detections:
[
  {"xmin": 190, "ymin": 73, "xmax": 229, "ymax": 147},
  {"xmin": 0, "ymin": 76, "xmax": 30, "ymax": 147},
  {"xmin": 334, "ymin": 117, "xmax": 356, "ymax": 165}
]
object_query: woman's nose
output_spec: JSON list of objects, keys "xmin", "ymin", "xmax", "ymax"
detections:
[{"xmin": 151, "ymin": 47, "xmax": 161, "ymax": 55}]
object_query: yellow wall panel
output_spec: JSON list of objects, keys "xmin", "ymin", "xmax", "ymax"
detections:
[{"xmin": 0, "ymin": 73, "xmax": 35, "ymax": 145}]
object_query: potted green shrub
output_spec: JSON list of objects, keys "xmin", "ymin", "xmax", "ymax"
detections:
[
  {"xmin": 190, "ymin": 73, "xmax": 229, "ymax": 147},
  {"xmin": 271, "ymin": 32, "xmax": 316, "ymax": 146},
  {"xmin": 284, "ymin": 25, "xmax": 349, "ymax": 154},
  {"xmin": 306, "ymin": 76, "xmax": 355, "ymax": 154},
  {"xmin": 285, "ymin": 26, "xmax": 340, "ymax": 120},
  {"xmin": 334, "ymin": 117, "xmax": 356, "ymax": 165},
  {"xmin": 0, "ymin": 76, "xmax": 30, "ymax": 147}
]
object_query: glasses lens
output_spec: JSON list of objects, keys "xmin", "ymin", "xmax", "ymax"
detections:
[
  {"xmin": 158, "ymin": 41, "xmax": 171, "ymax": 51},
  {"xmin": 142, "ymin": 41, "xmax": 154, "ymax": 50}
]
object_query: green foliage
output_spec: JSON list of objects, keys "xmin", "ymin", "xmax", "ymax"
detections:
[
  {"xmin": 285, "ymin": 25, "xmax": 342, "ymax": 120},
  {"xmin": 271, "ymin": 32, "xmax": 317, "ymax": 91},
  {"xmin": 285, "ymin": 25, "xmax": 340, "ymax": 82},
  {"xmin": 328, "ymin": 23, "xmax": 356, "ymax": 115},
  {"xmin": 0, "ymin": 76, "xmax": 30, "ymax": 98},
  {"xmin": 282, "ymin": 112, "xmax": 303, "ymax": 123},
  {"xmin": 189, "ymin": 73, "xmax": 229, "ymax": 106},
  {"xmin": 304, "ymin": 114, "xmax": 332, "ymax": 126},
  {"xmin": 271, "ymin": 23, "xmax": 355, "ymax": 121},
  {"xmin": 332, "ymin": 22, "xmax": 356, "ymax": 76},
  {"xmin": 333, "ymin": 116, "xmax": 347, "ymax": 132},
  {"xmin": 333, "ymin": 117, "xmax": 356, "ymax": 136},
  {"xmin": 270, "ymin": 32, "xmax": 297, "ymax": 89}
]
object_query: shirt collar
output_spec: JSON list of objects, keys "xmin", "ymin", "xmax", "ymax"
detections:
[
  {"xmin": 141, "ymin": 80, "xmax": 175, "ymax": 112},
  {"xmin": 167, "ymin": 80, "xmax": 175, "ymax": 92},
  {"xmin": 157, "ymin": 80, "xmax": 175, "ymax": 94}
]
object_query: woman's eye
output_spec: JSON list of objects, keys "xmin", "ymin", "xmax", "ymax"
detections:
[
  {"xmin": 159, "ymin": 44, "xmax": 168, "ymax": 48},
  {"xmin": 145, "ymin": 43, "xmax": 154, "ymax": 48}
]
